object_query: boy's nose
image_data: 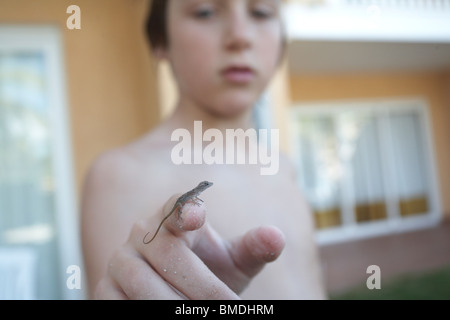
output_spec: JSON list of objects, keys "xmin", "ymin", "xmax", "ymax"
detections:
[{"xmin": 223, "ymin": 12, "xmax": 253, "ymax": 52}]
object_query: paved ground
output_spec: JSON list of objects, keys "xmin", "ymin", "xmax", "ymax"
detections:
[{"xmin": 318, "ymin": 218, "xmax": 450, "ymax": 295}]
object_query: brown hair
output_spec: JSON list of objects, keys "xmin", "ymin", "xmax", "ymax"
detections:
[
  {"xmin": 146, "ymin": 0, "xmax": 169, "ymax": 50},
  {"xmin": 145, "ymin": 0, "xmax": 287, "ymax": 60}
]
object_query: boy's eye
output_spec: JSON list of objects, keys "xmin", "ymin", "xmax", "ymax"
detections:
[
  {"xmin": 193, "ymin": 7, "xmax": 215, "ymax": 19},
  {"xmin": 251, "ymin": 6, "xmax": 275, "ymax": 20}
]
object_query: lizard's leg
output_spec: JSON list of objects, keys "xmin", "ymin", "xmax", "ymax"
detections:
[
  {"xmin": 176, "ymin": 203, "xmax": 184, "ymax": 218},
  {"xmin": 192, "ymin": 197, "xmax": 203, "ymax": 206}
]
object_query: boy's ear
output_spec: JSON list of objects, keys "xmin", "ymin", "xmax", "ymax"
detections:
[{"xmin": 153, "ymin": 47, "xmax": 169, "ymax": 61}]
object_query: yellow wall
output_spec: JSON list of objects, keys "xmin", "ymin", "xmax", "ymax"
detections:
[
  {"xmin": 289, "ymin": 70, "xmax": 450, "ymax": 218},
  {"xmin": 0, "ymin": 0, "xmax": 160, "ymax": 195}
]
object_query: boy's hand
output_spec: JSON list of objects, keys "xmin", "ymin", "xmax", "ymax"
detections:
[{"xmin": 94, "ymin": 193, "xmax": 285, "ymax": 299}]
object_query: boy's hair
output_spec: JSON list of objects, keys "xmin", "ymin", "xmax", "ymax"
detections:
[
  {"xmin": 145, "ymin": 0, "xmax": 287, "ymax": 59},
  {"xmin": 146, "ymin": 0, "xmax": 169, "ymax": 50}
]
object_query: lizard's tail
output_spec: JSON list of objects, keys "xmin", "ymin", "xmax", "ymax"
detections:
[{"xmin": 143, "ymin": 231, "xmax": 157, "ymax": 244}]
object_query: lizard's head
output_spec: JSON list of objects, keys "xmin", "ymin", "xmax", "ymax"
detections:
[{"xmin": 197, "ymin": 181, "xmax": 213, "ymax": 190}]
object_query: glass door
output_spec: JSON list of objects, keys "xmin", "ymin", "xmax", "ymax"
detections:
[{"xmin": 0, "ymin": 26, "xmax": 81, "ymax": 299}]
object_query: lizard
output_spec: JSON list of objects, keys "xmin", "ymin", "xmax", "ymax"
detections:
[{"xmin": 143, "ymin": 181, "xmax": 213, "ymax": 244}]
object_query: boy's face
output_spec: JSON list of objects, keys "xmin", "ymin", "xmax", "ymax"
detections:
[{"xmin": 163, "ymin": 0, "xmax": 283, "ymax": 118}]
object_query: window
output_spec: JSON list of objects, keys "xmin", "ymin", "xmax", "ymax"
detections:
[
  {"xmin": 0, "ymin": 26, "xmax": 82, "ymax": 299},
  {"xmin": 291, "ymin": 99, "xmax": 441, "ymax": 244}
]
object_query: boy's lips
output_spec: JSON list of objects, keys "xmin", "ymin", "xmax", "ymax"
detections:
[{"xmin": 221, "ymin": 65, "xmax": 255, "ymax": 84}]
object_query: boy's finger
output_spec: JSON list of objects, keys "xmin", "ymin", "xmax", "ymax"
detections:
[
  {"xmin": 229, "ymin": 226, "xmax": 285, "ymax": 281},
  {"xmin": 107, "ymin": 246, "xmax": 183, "ymax": 300},
  {"xmin": 163, "ymin": 196, "xmax": 207, "ymax": 236},
  {"xmin": 133, "ymin": 224, "xmax": 239, "ymax": 300},
  {"xmin": 142, "ymin": 193, "xmax": 206, "ymax": 245}
]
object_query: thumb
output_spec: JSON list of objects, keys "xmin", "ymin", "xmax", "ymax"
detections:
[{"xmin": 228, "ymin": 226, "xmax": 285, "ymax": 292}]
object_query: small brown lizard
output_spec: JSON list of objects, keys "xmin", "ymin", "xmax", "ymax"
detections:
[{"xmin": 143, "ymin": 181, "xmax": 213, "ymax": 244}]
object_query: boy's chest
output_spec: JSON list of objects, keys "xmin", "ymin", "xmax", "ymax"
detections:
[{"xmin": 204, "ymin": 179, "xmax": 305, "ymax": 240}]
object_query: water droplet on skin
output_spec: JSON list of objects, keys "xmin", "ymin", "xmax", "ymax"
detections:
[{"xmin": 163, "ymin": 269, "xmax": 167, "ymax": 273}]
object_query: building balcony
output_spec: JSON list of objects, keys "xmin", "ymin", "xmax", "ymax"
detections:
[{"xmin": 284, "ymin": 0, "xmax": 450, "ymax": 74}]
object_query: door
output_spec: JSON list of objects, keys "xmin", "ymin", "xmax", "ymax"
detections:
[{"xmin": 0, "ymin": 26, "xmax": 82, "ymax": 299}]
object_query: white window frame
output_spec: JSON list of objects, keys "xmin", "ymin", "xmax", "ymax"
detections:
[
  {"xmin": 0, "ymin": 25, "xmax": 83, "ymax": 299},
  {"xmin": 290, "ymin": 97, "xmax": 442, "ymax": 245}
]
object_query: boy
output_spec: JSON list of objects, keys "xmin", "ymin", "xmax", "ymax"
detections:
[{"xmin": 82, "ymin": 0, "xmax": 326, "ymax": 299}]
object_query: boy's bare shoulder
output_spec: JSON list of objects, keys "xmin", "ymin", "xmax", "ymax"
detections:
[
  {"xmin": 86, "ymin": 147, "xmax": 136, "ymax": 187},
  {"xmin": 84, "ymin": 129, "xmax": 173, "ymax": 195}
]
